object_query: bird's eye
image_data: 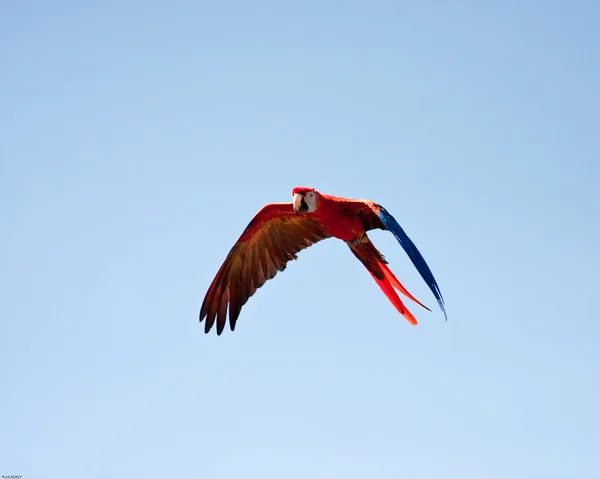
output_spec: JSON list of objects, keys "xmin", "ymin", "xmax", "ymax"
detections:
[{"xmin": 308, "ymin": 192, "xmax": 314, "ymax": 198}]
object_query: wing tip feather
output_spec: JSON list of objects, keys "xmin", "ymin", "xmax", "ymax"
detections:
[{"xmin": 375, "ymin": 204, "xmax": 448, "ymax": 321}]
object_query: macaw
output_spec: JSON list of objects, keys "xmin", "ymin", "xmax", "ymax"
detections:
[{"xmin": 200, "ymin": 187, "xmax": 446, "ymax": 335}]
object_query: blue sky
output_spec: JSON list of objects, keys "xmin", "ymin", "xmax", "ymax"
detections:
[{"xmin": 1, "ymin": 1, "xmax": 599, "ymax": 478}]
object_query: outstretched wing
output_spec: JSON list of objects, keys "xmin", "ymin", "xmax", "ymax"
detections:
[
  {"xmin": 344, "ymin": 199, "xmax": 447, "ymax": 320},
  {"xmin": 200, "ymin": 203, "xmax": 330, "ymax": 335},
  {"xmin": 372, "ymin": 204, "xmax": 447, "ymax": 320}
]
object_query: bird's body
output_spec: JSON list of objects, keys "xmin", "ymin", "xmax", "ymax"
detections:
[{"xmin": 200, "ymin": 187, "xmax": 446, "ymax": 335}]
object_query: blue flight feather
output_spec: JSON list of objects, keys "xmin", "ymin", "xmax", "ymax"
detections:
[{"xmin": 375, "ymin": 205, "xmax": 447, "ymax": 320}]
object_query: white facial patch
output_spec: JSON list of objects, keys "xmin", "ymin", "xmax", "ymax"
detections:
[{"xmin": 304, "ymin": 191, "xmax": 317, "ymax": 212}]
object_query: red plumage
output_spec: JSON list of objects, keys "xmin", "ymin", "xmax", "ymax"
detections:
[{"xmin": 200, "ymin": 187, "xmax": 431, "ymax": 334}]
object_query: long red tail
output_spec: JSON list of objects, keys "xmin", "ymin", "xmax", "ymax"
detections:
[
  {"xmin": 365, "ymin": 270, "xmax": 418, "ymax": 325},
  {"xmin": 379, "ymin": 262, "xmax": 431, "ymax": 312},
  {"xmin": 348, "ymin": 236, "xmax": 419, "ymax": 325}
]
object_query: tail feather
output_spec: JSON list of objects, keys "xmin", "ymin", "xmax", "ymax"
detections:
[
  {"xmin": 379, "ymin": 261, "xmax": 431, "ymax": 312},
  {"xmin": 366, "ymin": 269, "xmax": 418, "ymax": 325},
  {"xmin": 348, "ymin": 235, "xmax": 418, "ymax": 325}
]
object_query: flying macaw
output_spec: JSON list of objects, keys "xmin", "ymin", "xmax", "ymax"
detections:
[{"xmin": 200, "ymin": 187, "xmax": 446, "ymax": 335}]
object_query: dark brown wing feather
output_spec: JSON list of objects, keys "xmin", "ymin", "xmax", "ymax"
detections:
[
  {"xmin": 200, "ymin": 203, "xmax": 330, "ymax": 335},
  {"xmin": 342, "ymin": 200, "xmax": 386, "ymax": 231}
]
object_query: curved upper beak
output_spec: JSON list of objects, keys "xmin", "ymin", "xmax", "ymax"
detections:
[{"xmin": 293, "ymin": 193, "xmax": 304, "ymax": 214}]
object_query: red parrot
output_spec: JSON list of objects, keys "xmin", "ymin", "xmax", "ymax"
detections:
[{"xmin": 200, "ymin": 187, "xmax": 446, "ymax": 335}]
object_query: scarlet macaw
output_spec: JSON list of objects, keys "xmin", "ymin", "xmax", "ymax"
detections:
[{"xmin": 200, "ymin": 187, "xmax": 446, "ymax": 334}]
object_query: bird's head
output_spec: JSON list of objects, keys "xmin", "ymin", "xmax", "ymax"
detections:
[{"xmin": 292, "ymin": 186, "xmax": 320, "ymax": 215}]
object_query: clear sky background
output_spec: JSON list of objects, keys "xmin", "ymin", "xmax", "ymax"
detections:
[{"xmin": 1, "ymin": 1, "xmax": 599, "ymax": 478}]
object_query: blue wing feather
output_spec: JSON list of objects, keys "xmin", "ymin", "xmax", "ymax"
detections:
[{"xmin": 375, "ymin": 205, "xmax": 447, "ymax": 320}]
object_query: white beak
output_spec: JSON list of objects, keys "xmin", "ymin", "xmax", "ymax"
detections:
[{"xmin": 293, "ymin": 193, "xmax": 304, "ymax": 214}]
